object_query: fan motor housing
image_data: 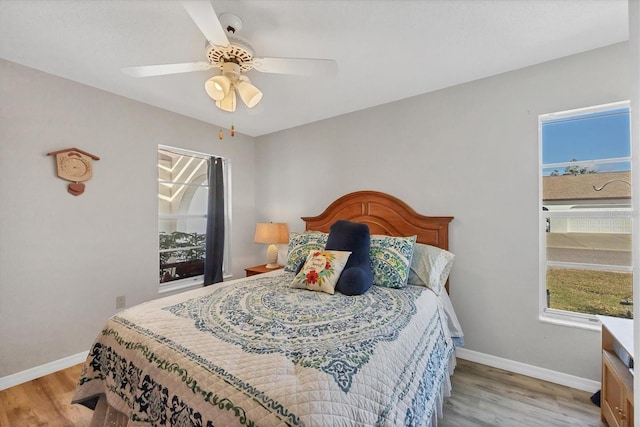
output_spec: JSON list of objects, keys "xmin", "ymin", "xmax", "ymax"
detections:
[{"xmin": 207, "ymin": 38, "xmax": 254, "ymax": 72}]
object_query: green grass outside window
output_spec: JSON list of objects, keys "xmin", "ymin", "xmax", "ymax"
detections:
[{"xmin": 547, "ymin": 268, "xmax": 633, "ymax": 318}]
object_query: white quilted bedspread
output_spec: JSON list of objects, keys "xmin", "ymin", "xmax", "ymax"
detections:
[{"xmin": 73, "ymin": 270, "xmax": 455, "ymax": 427}]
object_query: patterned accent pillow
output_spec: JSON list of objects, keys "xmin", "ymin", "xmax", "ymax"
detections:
[
  {"xmin": 369, "ymin": 235, "xmax": 417, "ymax": 288},
  {"xmin": 284, "ymin": 232, "xmax": 328, "ymax": 272},
  {"xmin": 408, "ymin": 243, "xmax": 455, "ymax": 295},
  {"xmin": 290, "ymin": 250, "xmax": 352, "ymax": 294}
]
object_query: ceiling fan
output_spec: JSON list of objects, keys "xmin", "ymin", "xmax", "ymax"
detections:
[{"xmin": 122, "ymin": 0, "xmax": 338, "ymax": 113}]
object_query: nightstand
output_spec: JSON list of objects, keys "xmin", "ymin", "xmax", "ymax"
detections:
[{"xmin": 245, "ymin": 264, "xmax": 284, "ymax": 277}]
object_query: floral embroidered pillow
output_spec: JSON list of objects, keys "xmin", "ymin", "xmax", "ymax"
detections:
[
  {"xmin": 284, "ymin": 232, "xmax": 328, "ymax": 272},
  {"xmin": 369, "ymin": 235, "xmax": 417, "ymax": 288},
  {"xmin": 290, "ymin": 250, "xmax": 351, "ymax": 294}
]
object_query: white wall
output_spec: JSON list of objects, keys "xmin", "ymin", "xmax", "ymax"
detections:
[
  {"xmin": 255, "ymin": 42, "xmax": 630, "ymax": 381},
  {"xmin": 0, "ymin": 59, "xmax": 257, "ymax": 377}
]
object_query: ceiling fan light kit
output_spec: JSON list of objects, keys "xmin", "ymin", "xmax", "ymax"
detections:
[
  {"xmin": 204, "ymin": 61, "xmax": 262, "ymax": 112},
  {"xmin": 205, "ymin": 75, "xmax": 231, "ymax": 101},
  {"xmin": 123, "ymin": 1, "xmax": 337, "ymax": 114},
  {"xmin": 236, "ymin": 78, "xmax": 262, "ymax": 108},
  {"xmin": 216, "ymin": 89, "xmax": 236, "ymax": 112}
]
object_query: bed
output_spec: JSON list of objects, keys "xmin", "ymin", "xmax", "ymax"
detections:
[{"xmin": 73, "ymin": 190, "xmax": 463, "ymax": 427}]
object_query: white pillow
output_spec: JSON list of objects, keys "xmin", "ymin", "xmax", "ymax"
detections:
[
  {"xmin": 408, "ymin": 243, "xmax": 454, "ymax": 295},
  {"xmin": 440, "ymin": 291, "xmax": 464, "ymax": 340}
]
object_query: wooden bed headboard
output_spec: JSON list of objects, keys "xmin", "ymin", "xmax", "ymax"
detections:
[{"xmin": 301, "ymin": 191, "xmax": 453, "ymax": 250}]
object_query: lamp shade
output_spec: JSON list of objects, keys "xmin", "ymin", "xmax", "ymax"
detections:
[
  {"xmin": 254, "ymin": 222, "xmax": 289, "ymax": 268},
  {"xmin": 254, "ymin": 222, "xmax": 289, "ymax": 244},
  {"xmin": 215, "ymin": 88, "xmax": 237, "ymax": 112},
  {"xmin": 205, "ymin": 75, "xmax": 231, "ymax": 101},
  {"xmin": 236, "ymin": 79, "xmax": 263, "ymax": 108}
]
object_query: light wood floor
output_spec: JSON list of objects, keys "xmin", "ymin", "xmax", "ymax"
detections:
[
  {"xmin": 0, "ymin": 364, "xmax": 92, "ymax": 426},
  {"xmin": 0, "ymin": 358, "xmax": 604, "ymax": 426},
  {"xmin": 440, "ymin": 358, "xmax": 605, "ymax": 427}
]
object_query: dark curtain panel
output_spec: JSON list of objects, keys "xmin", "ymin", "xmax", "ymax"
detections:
[{"xmin": 204, "ymin": 157, "xmax": 224, "ymax": 285}]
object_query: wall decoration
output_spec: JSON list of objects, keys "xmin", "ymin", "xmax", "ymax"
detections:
[{"xmin": 47, "ymin": 147, "xmax": 100, "ymax": 196}]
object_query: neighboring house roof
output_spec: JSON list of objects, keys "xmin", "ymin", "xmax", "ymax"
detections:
[{"xmin": 543, "ymin": 171, "xmax": 631, "ymax": 202}]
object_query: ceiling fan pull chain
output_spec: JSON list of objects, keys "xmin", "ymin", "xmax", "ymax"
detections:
[{"xmin": 217, "ymin": 123, "xmax": 235, "ymax": 141}]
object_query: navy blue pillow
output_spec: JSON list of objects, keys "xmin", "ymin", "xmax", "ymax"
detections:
[{"xmin": 325, "ymin": 220, "xmax": 373, "ymax": 295}]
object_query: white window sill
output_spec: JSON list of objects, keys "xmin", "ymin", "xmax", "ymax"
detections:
[
  {"xmin": 539, "ymin": 311, "xmax": 601, "ymax": 332},
  {"xmin": 158, "ymin": 273, "xmax": 234, "ymax": 295},
  {"xmin": 159, "ymin": 278, "xmax": 202, "ymax": 294}
]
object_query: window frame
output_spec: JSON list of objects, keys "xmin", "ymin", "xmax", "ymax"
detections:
[
  {"xmin": 538, "ymin": 101, "xmax": 632, "ymax": 329},
  {"xmin": 158, "ymin": 145, "xmax": 232, "ymax": 294}
]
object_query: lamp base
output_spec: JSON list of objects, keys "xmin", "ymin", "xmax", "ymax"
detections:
[{"xmin": 265, "ymin": 243, "xmax": 279, "ymax": 269}]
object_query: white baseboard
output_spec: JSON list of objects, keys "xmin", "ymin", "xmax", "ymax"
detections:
[
  {"xmin": 456, "ymin": 347, "xmax": 601, "ymax": 393},
  {"xmin": 0, "ymin": 351, "xmax": 88, "ymax": 391}
]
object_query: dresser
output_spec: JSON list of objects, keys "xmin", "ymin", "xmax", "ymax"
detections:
[{"xmin": 598, "ymin": 315, "xmax": 634, "ymax": 427}]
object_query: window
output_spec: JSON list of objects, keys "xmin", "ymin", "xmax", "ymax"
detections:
[
  {"xmin": 158, "ymin": 146, "xmax": 231, "ymax": 293},
  {"xmin": 539, "ymin": 101, "xmax": 632, "ymax": 326}
]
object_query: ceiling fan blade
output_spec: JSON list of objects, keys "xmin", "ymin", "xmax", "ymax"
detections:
[
  {"xmin": 122, "ymin": 61, "xmax": 214, "ymax": 77},
  {"xmin": 253, "ymin": 57, "xmax": 338, "ymax": 76},
  {"xmin": 181, "ymin": 0, "xmax": 229, "ymax": 47}
]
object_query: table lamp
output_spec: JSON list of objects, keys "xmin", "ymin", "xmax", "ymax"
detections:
[{"xmin": 254, "ymin": 222, "xmax": 289, "ymax": 268}]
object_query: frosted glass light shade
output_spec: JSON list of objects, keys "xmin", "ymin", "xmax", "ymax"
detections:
[
  {"xmin": 205, "ymin": 75, "xmax": 231, "ymax": 101},
  {"xmin": 236, "ymin": 79, "xmax": 263, "ymax": 108},
  {"xmin": 254, "ymin": 222, "xmax": 289, "ymax": 268},
  {"xmin": 215, "ymin": 88, "xmax": 236, "ymax": 112}
]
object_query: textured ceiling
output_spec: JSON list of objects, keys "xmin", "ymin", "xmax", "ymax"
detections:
[{"xmin": 0, "ymin": 0, "xmax": 629, "ymax": 136}]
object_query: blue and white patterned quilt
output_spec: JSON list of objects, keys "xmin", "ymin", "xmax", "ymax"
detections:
[{"xmin": 73, "ymin": 270, "xmax": 456, "ymax": 427}]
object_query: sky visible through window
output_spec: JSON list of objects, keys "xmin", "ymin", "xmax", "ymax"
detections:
[{"xmin": 541, "ymin": 107, "xmax": 630, "ymax": 175}]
